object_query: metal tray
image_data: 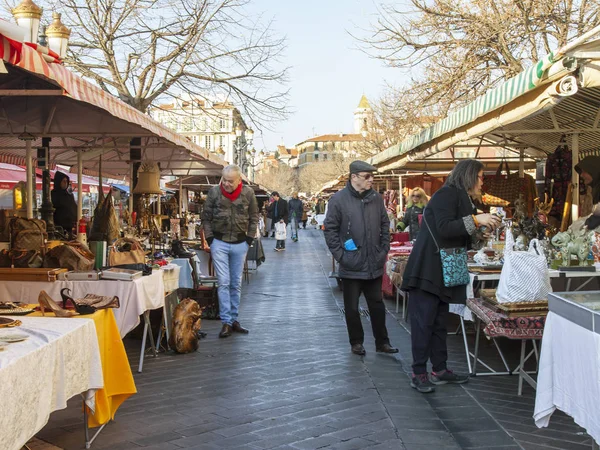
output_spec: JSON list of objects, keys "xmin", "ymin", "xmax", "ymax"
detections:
[{"xmin": 548, "ymin": 291, "xmax": 600, "ymax": 334}]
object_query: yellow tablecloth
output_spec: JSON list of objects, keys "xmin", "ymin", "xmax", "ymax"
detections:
[{"xmin": 29, "ymin": 307, "xmax": 137, "ymax": 427}]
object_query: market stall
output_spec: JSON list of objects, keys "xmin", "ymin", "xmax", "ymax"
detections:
[{"xmin": 0, "ymin": 316, "xmax": 104, "ymax": 450}]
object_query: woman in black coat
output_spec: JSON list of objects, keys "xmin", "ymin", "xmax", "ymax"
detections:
[{"xmin": 401, "ymin": 159, "xmax": 501, "ymax": 393}]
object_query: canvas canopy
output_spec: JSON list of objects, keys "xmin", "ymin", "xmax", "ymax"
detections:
[{"xmin": 369, "ymin": 28, "xmax": 600, "ymax": 175}]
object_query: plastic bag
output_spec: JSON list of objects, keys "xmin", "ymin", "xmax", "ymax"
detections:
[{"xmin": 496, "ymin": 234, "xmax": 552, "ymax": 303}]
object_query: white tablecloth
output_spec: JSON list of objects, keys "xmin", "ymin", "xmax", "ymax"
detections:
[
  {"xmin": 534, "ymin": 312, "xmax": 600, "ymax": 445},
  {"xmin": 0, "ymin": 270, "xmax": 165, "ymax": 338},
  {"xmin": 171, "ymin": 258, "xmax": 194, "ymax": 289},
  {"xmin": 0, "ymin": 316, "xmax": 103, "ymax": 450}
]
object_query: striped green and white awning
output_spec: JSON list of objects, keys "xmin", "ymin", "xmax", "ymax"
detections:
[{"xmin": 369, "ymin": 53, "xmax": 557, "ymax": 167}]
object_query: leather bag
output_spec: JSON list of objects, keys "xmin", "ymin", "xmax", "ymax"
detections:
[
  {"xmin": 0, "ymin": 249, "xmax": 43, "ymax": 268},
  {"xmin": 44, "ymin": 241, "xmax": 95, "ymax": 271},
  {"xmin": 482, "ymin": 160, "xmax": 536, "ymax": 213},
  {"xmin": 108, "ymin": 238, "xmax": 146, "ymax": 266},
  {"xmin": 7, "ymin": 218, "xmax": 47, "ymax": 253}
]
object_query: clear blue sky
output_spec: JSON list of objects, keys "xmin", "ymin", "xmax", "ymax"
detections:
[{"xmin": 247, "ymin": 0, "xmax": 402, "ymax": 152}]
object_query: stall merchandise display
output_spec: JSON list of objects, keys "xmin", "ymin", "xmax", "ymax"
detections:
[
  {"xmin": 0, "ymin": 268, "xmax": 68, "ymax": 282},
  {"xmin": 108, "ymin": 238, "xmax": 146, "ymax": 266},
  {"xmin": 101, "ymin": 268, "xmax": 143, "ymax": 281},
  {"xmin": 547, "ymin": 291, "xmax": 600, "ymax": 333}
]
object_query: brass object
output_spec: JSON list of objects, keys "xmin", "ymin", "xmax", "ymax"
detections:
[
  {"xmin": 45, "ymin": 12, "xmax": 71, "ymax": 39},
  {"xmin": 12, "ymin": 0, "xmax": 42, "ymax": 19}
]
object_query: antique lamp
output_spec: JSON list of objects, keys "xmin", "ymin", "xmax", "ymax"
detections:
[
  {"xmin": 45, "ymin": 12, "xmax": 71, "ymax": 58},
  {"xmin": 12, "ymin": 0, "xmax": 42, "ymax": 44}
]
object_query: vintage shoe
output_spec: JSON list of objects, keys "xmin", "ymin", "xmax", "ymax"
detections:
[
  {"xmin": 60, "ymin": 288, "xmax": 95, "ymax": 315},
  {"xmin": 351, "ymin": 343, "xmax": 366, "ymax": 355},
  {"xmin": 219, "ymin": 324, "xmax": 232, "ymax": 338},
  {"xmin": 39, "ymin": 291, "xmax": 79, "ymax": 317},
  {"xmin": 376, "ymin": 343, "xmax": 399, "ymax": 354},
  {"xmin": 232, "ymin": 321, "xmax": 249, "ymax": 334}
]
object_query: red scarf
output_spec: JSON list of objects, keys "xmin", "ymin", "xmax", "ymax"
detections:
[{"xmin": 220, "ymin": 182, "xmax": 243, "ymax": 201}]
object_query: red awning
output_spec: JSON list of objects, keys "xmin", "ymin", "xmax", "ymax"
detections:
[{"xmin": 0, "ymin": 164, "xmax": 110, "ymax": 193}]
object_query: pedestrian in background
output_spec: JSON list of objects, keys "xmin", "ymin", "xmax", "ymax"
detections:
[
  {"xmin": 288, "ymin": 192, "xmax": 304, "ymax": 242},
  {"xmin": 402, "ymin": 159, "xmax": 500, "ymax": 393},
  {"xmin": 268, "ymin": 191, "xmax": 288, "ymax": 237},
  {"xmin": 202, "ymin": 164, "xmax": 258, "ymax": 338},
  {"xmin": 324, "ymin": 160, "xmax": 399, "ymax": 356},
  {"xmin": 274, "ymin": 218, "xmax": 287, "ymax": 251},
  {"xmin": 397, "ymin": 187, "xmax": 428, "ymax": 241}
]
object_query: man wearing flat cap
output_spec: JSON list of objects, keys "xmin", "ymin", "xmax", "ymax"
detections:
[{"xmin": 324, "ymin": 160, "xmax": 398, "ymax": 356}]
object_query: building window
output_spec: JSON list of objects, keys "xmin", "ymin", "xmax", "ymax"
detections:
[
  {"xmin": 205, "ymin": 135, "xmax": 211, "ymax": 150},
  {"xmin": 220, "ymin": 118, "xmax": 226, "ymax": 130},
  {"xmin": 219, "ymin": 135, "xmax": 224, "ymax": 148},
  {"xmin": 314, "ymin": 153, "xmax": 319, "ymax": 162}
]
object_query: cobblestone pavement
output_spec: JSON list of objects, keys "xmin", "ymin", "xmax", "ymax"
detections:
[{"xmin": 35, "ymin": 228, "xmax": 592, "ymax": 450}]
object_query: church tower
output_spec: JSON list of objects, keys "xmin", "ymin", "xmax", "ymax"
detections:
[{"xmin": 354, "ymin": 95, "xmax": 373, "ymax": 135}]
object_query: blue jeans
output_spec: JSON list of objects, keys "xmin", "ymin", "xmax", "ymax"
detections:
[
  {"xmin": 210, "ymin": 239, "xmax": 249, "ymax": 325},
  {"xmin": 291, "ymin": 217, "xmax": 299, "ymax": 239}
]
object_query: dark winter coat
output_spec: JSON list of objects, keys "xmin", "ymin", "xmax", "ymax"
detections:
[
  {"xmin": 202, "ymin": 184, "xmax": 259, "ymax": 243},
  {"xmin": 575, "ymin": 156, "xmax": 600, "ymax": 230},
  {"xmin": 268, "ymin": 198, "xmax": 289, "ymax": 224},
  {"xmin": 324, "ymin": 181, "xmax": 390, "ymax": 280},
  {"xmin": 399, "ymin": 204, "xmax": 425, "ymax": 241},
  {"xmin": 51, "ymin": 171, "xmax": 77, "ymax": 233},
  {"xmin": 288, "ymin": 198, "xmax": 304, "ymax": 222},
  {"xmin": 401, "ymin": 185, "xmax": 477, "ymax": 304}
]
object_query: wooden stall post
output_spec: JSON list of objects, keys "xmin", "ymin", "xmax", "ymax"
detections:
[
  {"xmin": 571, "ymin": 133, "xmax": 579, "ymax": 221},
  {"xmin": 77, "ymin": 149, "xmax": 83, "ymax": 221},
  {"xmin": 25, "ymin": 140, "xmax": 33, "ymax": 219}
]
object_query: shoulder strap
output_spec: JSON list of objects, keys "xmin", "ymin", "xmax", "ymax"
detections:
[{"xmin": 422, "ymin": 207, "xmax": 440, "ymax": 253}]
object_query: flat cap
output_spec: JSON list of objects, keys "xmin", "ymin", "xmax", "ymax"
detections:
[{"xmin": 349, "ymin": 160, "xmax": 377, "ymax": 174}]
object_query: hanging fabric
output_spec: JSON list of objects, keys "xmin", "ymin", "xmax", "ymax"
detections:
[{"xmin": 544, "ymin": 139, "xmax": 571, "ymax": 222}]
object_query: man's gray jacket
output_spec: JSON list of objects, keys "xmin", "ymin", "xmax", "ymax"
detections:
[{"xmin": 323, "ymin": 182, "xmax": 390, "ymax": 280}]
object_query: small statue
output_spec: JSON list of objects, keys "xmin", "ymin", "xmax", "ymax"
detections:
[
  {"xmin": 513, "ymin": 194, "xmax": 527, "ymax": 224},
  {"xmin": 515, "ymin": 233, "xmax": 528, "ymax": 251},
  {"xmin": 551, "ymin": 228, "xmax": 594, "ymax": 266}
]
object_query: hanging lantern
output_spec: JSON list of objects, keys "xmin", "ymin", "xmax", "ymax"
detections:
[
  {"xmin": 45, "ymin": 12, "xmax": 71, "ymax": 58},
  {"xmin": 133, "ymin": 161, "xmax": 162, "ymax": 194},
  {"xmin": 11, "ymin": 0, "xmax": 43, "ymax": 44}
]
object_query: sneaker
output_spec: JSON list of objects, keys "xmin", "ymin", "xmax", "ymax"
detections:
[
  {"xmin": 430, "ymin": 369, "xmax": 469, "ymax": 385},
  {"xmin": 411, "ymin": 373, "xmax": 435, "ymax": 393}
]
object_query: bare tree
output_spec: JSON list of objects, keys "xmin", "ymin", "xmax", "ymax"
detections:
[
  {"xmin": 255, "ymin": 164, "xmax": 298, "ymax": 196},
  {"xmin": 40, "ymin": 0, "xmax": 289, "ymax": 126},
  {"xmin": 354, "ymin": 88, "xmax": 439, "ymax": 157},
  {"xmin": 297, "ymin": 158, "xmax": 349, "ymax": 195},
  {"xmin": 360, "ymin": 0, "xmax": 600, "ymax": 116}
]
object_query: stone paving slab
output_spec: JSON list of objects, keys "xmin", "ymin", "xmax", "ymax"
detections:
[{"xmin": 31, "ymin": 228, "xmax": 593, "ymax": 449}]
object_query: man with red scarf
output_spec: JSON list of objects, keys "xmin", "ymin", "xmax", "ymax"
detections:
[{"xmin": 202, "ymin": 165, "xmax": 259, "ymax": 338}]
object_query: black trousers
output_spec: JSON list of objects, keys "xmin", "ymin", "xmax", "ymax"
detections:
[
  {"xmin": 409, "ymin": 288, "xmax": 449, "ymax": 375},
  {"xmin": 342, "ymin": 277, "xmax": 390, "ymax": 348}
]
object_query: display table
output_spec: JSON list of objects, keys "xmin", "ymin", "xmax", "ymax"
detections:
[
  {"xmin": 27, "ymin": 308, "xmax": 137, "ymax": 428},
  {"xmin": 0, "ymin": 270, "xmax": 165, "ymax": 338},
  {"xmin": 465, "ymin": 298, "xmax": 545, "ymax": 394},
  {"xmin": 0, "ymin": 316, "xmax": 103, "ymax": 450},
  {"xmin": 160, "ymin": 264, "xmax": 181, "ymax": 293},
  {"xmin": 170, "ymin": 258, "xmax": 194, "ymax": 289},
  {"xmin": 534, "ymin": 311, "xmax": 600, "ymax": 446}
]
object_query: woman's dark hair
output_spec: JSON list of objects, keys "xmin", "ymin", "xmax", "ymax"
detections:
[{"xmin": 445, "ymin": 159, "xmax": 484, "ymax": 191}]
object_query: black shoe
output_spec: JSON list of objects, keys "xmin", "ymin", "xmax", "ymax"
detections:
[
  {"xmin": 351, "ymin": 343, "xmax": 366, "ymax": 355},
  {"xmin": 430, "ymin": 369, "xmax": 469, "ymax": 385},
  {"xmin": 376, "ymin": 343, "xmax": 399, "ymax": 354},
  {"xmin": 219, "ymin": 324, "xmax": 232, "ymax": 338},
  {"xmin": 411, "ymin": 373, "xmax": 436, "ymax": 393}
]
